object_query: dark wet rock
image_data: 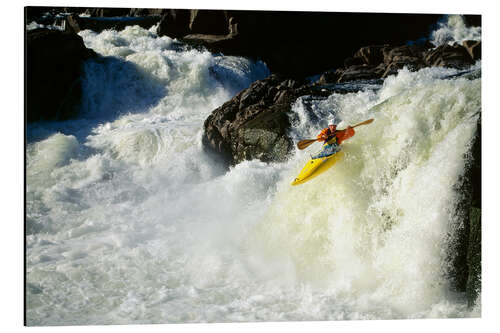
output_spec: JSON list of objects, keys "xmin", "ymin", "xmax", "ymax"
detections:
[
  {"xmin": 129, "ymin": 8, "xmax": 166, "ymax": 16},
  {"xmin": 65, "ymin": 14, "xmax": 161, "ymax": 34},
  {"xmin": 354, "ymin": 45, "xmax": 389, "ymax": 66},
  {"xmin": 26, "ymin": 7, "xmax": 55, "ymax": 24},
  {"xmin": 318, "ymin": 70, "xmax": 342, "ymax": 85},
  {"xmin": 322, "ymin": 43, "xmax": 433, "ymax": 83},
  {"xmin": 203, "ymin": 75, "xmax": 313, "ymax": 165},
  {"xmin": 463, "ymin": 15, "xmax": 481, "ymax": 27},
  {"xmin": 446, "ymin": 119, "xmax": 481, "ymax": 306},
  {"xmin": 189, "ymin": 9, "xmax": 229, "ymax": 35},
  {"xmin": 157, "ymin": 10, "xmax": 442, "ymax": 78},
  {"xmin": 84, "ymin": 8, "xmax": 131, "ymax": 17},
  {"xmin": 463, "ymin": 40, "xmax": 481, "ymax": 61},
  {"xmin": 467, "ymin": 206, "xmax": 481, "ymax": 307},
  {"xmin": 338, "ymin": 64, "xmax": 385, "ymax": 83},
  {"xmin": 317, "ymin": 38, "xmax": 481, "ymax": 84},
  {"xmin": 381, "ymin": 44, "xmax": 431, "ymax": 76},
  {"xmin": 157, "ymin": 9, "xmax": 191, "ymax": 39},
  {"xmin": 26, "ymin": 29, "xmax": 96, "ymax": 122},
  {"xmin": 424, "ymin": 43, "xmax": 475, "ymax": 68}
]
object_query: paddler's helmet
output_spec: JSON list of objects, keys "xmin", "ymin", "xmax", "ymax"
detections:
[{"xmin": 328, "ymin": 123, "xmax": 337, "ymax": 131}]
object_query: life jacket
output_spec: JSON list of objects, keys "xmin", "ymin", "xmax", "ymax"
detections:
[
  {"xmin": 317, "ymin": 127, "xmax": 337, "ymax": 144},
  {"xmin": 317, "ymin": 126, "xmax": 355, "ymax": 145}
]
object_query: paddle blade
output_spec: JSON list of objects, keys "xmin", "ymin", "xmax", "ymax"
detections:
[
  {"xmin": 352, "ymin": 118, "xmax": 374, "ymax": 128},
  {"xmin": 297, "ymin": 139, "xmax": 317, "ymax": 150}
]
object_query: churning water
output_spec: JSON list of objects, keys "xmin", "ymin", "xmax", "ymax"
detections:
[{"xmin": 26, "ymin": 17, "xmax": 481, "ymax": 325}]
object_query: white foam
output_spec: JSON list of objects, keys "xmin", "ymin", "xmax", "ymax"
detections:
[
  {"xmin": 430, "ymin": 15, "xmax": 481, "ymax": 46},
  {"xmin": 26, "ymin": 24, "xmax": 480, "ymax": 325}
]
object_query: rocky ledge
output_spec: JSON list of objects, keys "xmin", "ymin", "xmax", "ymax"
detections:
[
  {"xmin": 26, "ymin": 28, "xmax": 96, "ymax": 122},
  {"xmin": 203, "ymin": 75, "xmax": 313, "ymax": 165},
  {"xmin": 319, "ymin": 40, "xmax": 481, "ymax": 84}
]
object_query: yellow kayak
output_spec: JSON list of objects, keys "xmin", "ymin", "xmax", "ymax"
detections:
[{"xmin": 291, "ymin": 151, "xmax": 344, "ymax": 186}]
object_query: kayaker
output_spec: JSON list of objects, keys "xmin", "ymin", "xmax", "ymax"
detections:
[{"xmin": 313, "ymin": 123, "xmax": 355, "ymax": 158}]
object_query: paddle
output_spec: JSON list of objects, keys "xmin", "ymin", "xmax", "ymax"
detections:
[{"xmin": 296, "ymin": 118, "xmax": 374, "ymax": 150}]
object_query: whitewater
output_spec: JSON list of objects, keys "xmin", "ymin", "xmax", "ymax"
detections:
[{"xmin": 26, "ymin": 17, "xmax": 481, "ymax": 325}]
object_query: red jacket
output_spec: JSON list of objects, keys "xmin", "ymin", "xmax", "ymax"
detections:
[{"xmin": 317, "ymin": 126, "xmax": 355, "ymax": 145}]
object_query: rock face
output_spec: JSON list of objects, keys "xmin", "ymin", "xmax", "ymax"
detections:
[
  {"xmin": 446, "ymin": 119, "xmax": 481, "ymax": 307},
  {"xmin": 157, "ymin": 9, "xmax": 192, "ymax": 39},
  {"xmin": 320, "ymin": 40, "xmax": 479, "ymax": 84},
  {"xmin": 157, "ymin": 10, "xmax": 448, "ymax": 78},
  {"xmin": 26, "ymin": 29, "xmax": 96, "ymax": 122},
  {"xmin": 424, "ymin": 43, "xmax": 476, "ymax": 68},
  {"xmin": 203, "ymin": 75, "xmax": 314, "ymax": 165},
  {"xmin": 465, "ymin": 121, "xmax": 481, "ymax": 307},
  {"xmin": 463, "ymin": 40, "xmax": 481, "ymax": 61},
  {"xmin": 65, "ymin": 14, "xmax": 161, "ymax": 34},
  {"xmin": 84, "ymin": 8, "xmax": 131, "ymax": 17}
]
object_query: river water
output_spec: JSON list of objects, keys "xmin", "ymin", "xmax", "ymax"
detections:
[{"xmin": 25, "ymin": 15, "xmax": 481, "ymax": 325}]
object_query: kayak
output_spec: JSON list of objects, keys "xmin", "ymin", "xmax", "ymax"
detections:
[{"xmin": 291, "ymin": 151, "xmax": 344, "ymax": 186}]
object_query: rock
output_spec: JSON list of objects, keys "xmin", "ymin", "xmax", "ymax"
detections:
[
  {"xmin": 466, "ymin": 206, "xmax": 481, "ymax": 307},
  {"xmin": 380, "ymin": 44, "xmax": 431, "ymax": 76},
  {"xmin": 65, "ymin": 14, "xmax": 161, "ymax": 34},
  {"xmin": 354, "ymin": 45, "xmax": 389, "ymax": 66},
  {"xmin": 25, "ymin": 7, "xmax": 55, "ymax": 24},
  {"xmin": 463, "ymin": 40, "xmax": 481, "ymax": 61},
  {"xmin": 344, "ymin": 56, "xmax": 365, "ymax": 68},
  {"xmin": 157, "ymin": 10, "xmax": 442, "ymax": 78},
  {"xmin": 157, "ymin": 9, "xmax": 191, "ymax": 39},
  {"xmin": 203, "ymin": 75, "xmax": 312, "ymax": 165},
  {"xmin": 129, "ymin": 8, "xmax": 166, "ymax": 16},
  {"xmin": 466, "ymin": 122, "xmax": 481, "ymax": 308},
  {"xmin": 26, "ymin": 28, "xmax": 96, "ymax": 122},
  {"xmin": 189, "ymin": 9, "xmax": 229, "ymax": 35},
  {"xmin": 84, "ymin": 8, "xmax": 131, "ymax": 17},
  {"xmin": 65, "ymin": 14, "xmax": 82, "ymax": 33},
  {"xmin": 424, "ymin": 43, "xmax": 475, "ymax": 69},
  {"xmin": 318, "ymin": 69, "xmax": 342, "ymax": 85},
  {"xmin": 337, "ymin": 64, "xmax": 384, "ymax": 82},
  {"xmin": 445, "ymin": 118, "xmax": 481, "ymax": 305},
  {"xmin": 317, "ymin": 42, "xmax": 435, "ymax": 84},
  {"xmin": 463, "ymin": 15, "xmax": 481, "ymax": 27}
]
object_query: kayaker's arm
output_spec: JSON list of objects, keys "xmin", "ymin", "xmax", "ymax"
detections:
[{"xmin": 336, "ymin": 126, "xmax": 355, "ymax": 145}]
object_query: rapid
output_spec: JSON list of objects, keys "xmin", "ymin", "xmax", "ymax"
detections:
[{"xmin": 26, "ymin": 16, "xmax": 481, "ymax": 325}]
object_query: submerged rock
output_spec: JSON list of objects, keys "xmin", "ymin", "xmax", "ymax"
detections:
[{"xmin": 26, "ymin": 28, "xmax": 96, "ymax": 122}]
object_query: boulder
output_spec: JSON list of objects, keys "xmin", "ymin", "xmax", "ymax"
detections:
[
  {"xmin": 157, "ymin": 10, "xmax": 443, "ymax": 78},
  {"xmin": 424, "ymin": 43, "xmax": 475, "ymax": 68},
  {"xmin": 156, "ymin": 9, "xmax": 191, "ymax": 39},
  {"xmin": 463, "ymin": 40, "xmax": 481, "ymax": 61},
  {"xmin": 203, "ymin": 75, "xmax": 312, "ymax": 165},
  {"xmin": 354, "ymin": 45, "xmax": 389, "ymax": 66},
  {"xmin": 26, "ymin": 28, "xmax": 96, "ymax": 122},
  {"xmin": 189, "ymin": 9, "xmax": 229, "ymax": 35},
  {"xmin": 318, "ymin": 69, "xmax": 342, "ymax": 85},
  {"xmin": 84, "ymin": 8, "xmax": 131, "ymax": 17},
  {"xmin": 344, "ymin": 56, "xmax": 365, "ymax": 68},
  {"xmin": 467, "ymin": 206, "xmax": 481, "ymax": 307},
  {"xmin": 380, "ymin": 44, "xmax": 432, "ymax": 76},
  {"xmin": 129, "ymin": 8, "xmax": 166, "ymax": 16},
  {"xmin": 65, "ymin": 14, "xmax": 161, "ymax": 34},
  {"xmin": 337, "ymin": 64, "xmax": 384, "ymax": 83},
  {"xmin": 445, "ymin": 119, "xmax": 481, "ymax": 306}
]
